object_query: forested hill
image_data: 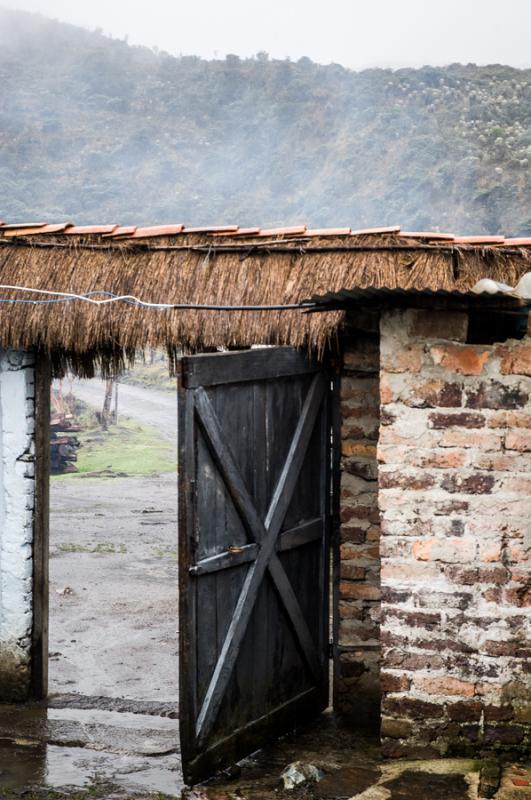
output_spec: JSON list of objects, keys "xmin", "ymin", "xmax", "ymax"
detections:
[{"xmin": 1, "ymin": 8, "xmax": 531, "ymax": 234}]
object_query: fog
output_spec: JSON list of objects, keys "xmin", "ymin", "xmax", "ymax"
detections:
[{"xmin": 4, "ymin": 0, "xmax": 531, "ymax": 70}]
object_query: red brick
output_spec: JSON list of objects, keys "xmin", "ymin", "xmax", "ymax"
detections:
[
  {"xmin": 380, "ymin": 716, "xmax": 414, "ymax": 738},
  {"xmin": 415, "ymin": 676, "xmax": 476, "ymax": 697},
  {"xmin": 488, "ymin": 411, "xmax": 531, "ymax": 428},
  {"xmin": 438, "ymin": 430, "xmax": 502, "ymax": 450},
  {"xmin": 497, "ymin": 342, "xmax": 531, "ymax": 375},
  {"xmin": 382, "ymin": 696, "xmax": 443, "ymax": 720},
  {"xmin": 381, "ymin": 672, "xmax": 411, "ymax": 692},
  {"xmin": 380, "ymin": 471, "xmax": 435, "ymax": 490},
  {"xmin": 340, "ymin": 564, "xmax": 366, "ymax": 580},
  {"xmin": 431, "ymin": 344, "xmax": 491, "ymax": 375},
  {"xmin": 505, "ymin": 431, "xmax": 531, "ymax": 451},
  {"xmin": 429, "ymin": 411, "xmax": 486, "ymax": 429},
  {"xmin": 465, "ymin": 381, "xmax": 529, "ymax": 410},
  {"xmin": 339, "ymin": 582, "xmax": 381, "ymax": 601},
  {"xmin": 410, "ymin": 310, "xmax": 468, "ymax": 341},
  {"xmin": 441, "ymin": 473, "xmax": 495, "ymax": 494},
  {"xmin": 381, "ymin": 346, "xmax": 424, "ymax": 373},
  {"xmin": 446, "ymin": 701, "xmax": 482, "ymax": 721}
]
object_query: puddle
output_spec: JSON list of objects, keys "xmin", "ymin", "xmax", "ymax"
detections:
[{"xmin": 0, "ymin": 702, "xmax": 184, "ymax": 797}]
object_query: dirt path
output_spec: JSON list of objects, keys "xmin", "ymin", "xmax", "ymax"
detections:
[
  {"xmin": 66, "ymin": 378, "xmax": 178, "ymax": 444},
  {"xmin": 49, "ymin": 473, "xmax": 178, "ymax": 702}
]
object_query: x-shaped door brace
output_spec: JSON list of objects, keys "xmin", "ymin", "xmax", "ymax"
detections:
[{"xmin": 193, "ymin": 373, "xmax": 326, "ymax": 744}]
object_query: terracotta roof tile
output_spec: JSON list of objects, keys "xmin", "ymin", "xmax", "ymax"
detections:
[
  {"xmin": 304, "ymin": 228, "xmax": 352, "ymax": 237},
  {"xmin": 400, "ymin": 231, "xmax": 456, "ymax": 241},
  {"xmin": 103, "ymin": 226, "xmax": 138, "ymax": 238},
  {"xmin": 183, "ymin": 225, "xmax": 239, "ymax": 234},
  {"xmin": 0, "ymin": 220, "xmax": 530, "ymax": 251},
  {"xmin": 2, "ymin": 223, "xmax": 72, "ymax": 237},
  {"xmin": 453, "ymin": 235, "xmax": 506, "ymax": 244},
  {"xmin": 65, "ymin": 225, "xmax": 118, "ymax": 235},
  {"xmin": 257, "ymin": 226, "xmax": 307, "ymax": 237},
  {"xmin": 350, "ymin": 226, "xmax": 401, "ymax": 236},
  {"xmin": 129, "ymin": 224, "xmax": 185, "ymax": 239},
  {"xmin": 217, "ymin": 227, "xmax": 262, "ymax": 237},
  {"xmin": 501, "ymin": 237, "xmax": 531, "ymax": 246},
  {"xmin": 0, "ymin": 222, "xmax": 47, "ymax": 230}
]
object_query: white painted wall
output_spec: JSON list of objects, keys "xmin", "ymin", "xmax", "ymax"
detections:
[{"xmin": 0, "ymin": 348, "xmax": 36, "ymax": 700}]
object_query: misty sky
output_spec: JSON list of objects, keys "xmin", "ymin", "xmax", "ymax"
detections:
[{"xmin": 4, "ymin": 0, "xmax": 531, "ymax": 69}]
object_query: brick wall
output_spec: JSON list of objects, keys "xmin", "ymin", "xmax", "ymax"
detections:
[
  {"xmin": 0, "ymin": 348, "xmax": 36, "ymax": 701},
  {"xmin": 378, "ymin": 309, "xmax": 530, "ymax": 757},
  {"xmin": 335, "ymin": 334, "xmax": 381, "ymax": 720}
]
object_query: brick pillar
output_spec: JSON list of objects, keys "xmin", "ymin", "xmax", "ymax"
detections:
[
  {"xmin": 335, "ymin": 334, "xmax": 381, "ymax": 721},
  {"xmin": 378, "ymin": 309, "xmax": 530, "ymax": 757}
]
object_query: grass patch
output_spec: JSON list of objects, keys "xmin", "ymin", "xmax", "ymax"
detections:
[
  {"xmin": 57, "ymin": 542, "xmax": 127, "ymax": 554},
  {"xmin": 53, "ymin": 418, "xmax": 175, "ymax": 479},
  {"xmin": 120, "ymin": 354, "xmax": 176, "ymax": 394}
]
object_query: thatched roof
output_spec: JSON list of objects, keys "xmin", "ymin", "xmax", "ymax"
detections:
[{"xmin": 0, "ymin": 222, "xmax": 530, "ymax": 376}]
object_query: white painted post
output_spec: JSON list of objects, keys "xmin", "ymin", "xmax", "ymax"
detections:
[{"xmin": 0, "ymin": 348, "xmax": 36, "ymax": 700}]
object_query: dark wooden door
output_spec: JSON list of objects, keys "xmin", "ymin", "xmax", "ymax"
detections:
[{"xmin": 178, "ymin": 348, "xmax": 331, "ymax": 784}]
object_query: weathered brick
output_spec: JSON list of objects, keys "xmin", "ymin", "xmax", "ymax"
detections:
[
  {"xmin": 505, "ymin": 431, "xmax": 531, "ymax": 452},
  {"xmin": 483, "ymin": 725, "xmax": 525, "ymax": 745},
  {"xmin": 412, "ymin": 537, "xmax": 476, "ymax": 563},
  {"xmin": 430, "ymin": 344, "xmax": 491, "ymax": 375},
  {"xmin": 429, "ymin": 411, "xmax": 486, "ymax": 429},
  {"xmin": 382, "ymin": 696, "xmax": 444, "ymax": 720},
  {"xmin": 441, "ymin": 473, "xmax": 495, "ymax": 494},
  {"xmin": 446, "ymin": 701, "xmax": 483, "ymax": 722},
  {"xmin": 383, "ymin": 608, "xmax": 441, "ymax": 629},
  {"xmin": 445, "ymin": 566, "xmax": 479, "ymax": 585},
  {"xmin": 487, "ymin": 411, "xmax": 531, "ymax": 428},
  {"xmin": 343, "ymin": 340, "xmax": 379, "ymax": 373},
  {"xmin": 380, "ymin": 672, "xmax": 411, "ymax": 693},
  {"xmin": 340, "ymin": 564, "xmax": 366, "ymax": 581},
  {"xmin": 409, "ymin": 310, "xmax": 468, "ymax": 342},
  {"xmin": 415, "ymin": 676, "xmax": 476, "ymax": 697},
  {"xmin": 379, "ymin": 471, "xmax": 435, "ymax": 490},
  {"xmin": 484, "ymin": 705, "xmax": 514, "ymax": 721},
  {"xmin": 340, "ymin": 526, "xmax": 367, "ymax": 544},
  {"xmin": 381, "ymin": 346, "xmax": 424, "ymax": 373},
  {"xmin": 385, "ymin": 651, "xmax": 444, "ymax": 671},
  {"xmin": 478, "ymin": 567, "xmax": 510, "ymax": 585},
  {"xmin": 465, "ymin": 381, "xmax": 529, "ymax": 410},
  {"xmin": 380, "ymin": 716, "xmax": 414, "ymax": 739},
  {"xmin": 342, "ymin": 440, "xmax": 377, "ymax": 458},
  {"xmin": 497, "ymin": 342, "xmax": 531, "ymax": 376},
  {"xmin": 340, "ymin": 582, "xmax": 381, "ymax": 601},
  {"xmin": 438, "ymin": 430, "xmax": 502, "ymax": 450},
  {"xmin": 514, "ymin": 705, "xmax": 531, "ymax": 725}
]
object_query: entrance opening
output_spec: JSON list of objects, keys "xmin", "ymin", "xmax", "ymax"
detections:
[{"xmin": 47, "ymin": 354, "xmax": 181, "ymax": 794}]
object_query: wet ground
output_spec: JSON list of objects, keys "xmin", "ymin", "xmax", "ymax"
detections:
[
  {"xmin": 0, "ymin": 708, "xmax": 529, "ymax": 799},
  {"xmin": 1, "ymin": 382, "xmax": 529, "ymax": 799}
]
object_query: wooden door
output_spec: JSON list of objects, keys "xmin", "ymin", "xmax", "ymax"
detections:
[{"xmin": 178, "ymin": 348, "xmax": 331, "ymax": 784}]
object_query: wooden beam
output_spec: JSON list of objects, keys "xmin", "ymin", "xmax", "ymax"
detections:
[
  {"xmin": 182, "ymin": 348, "xmax": 318, "ymax": 388},
  {"xmin": 31, "ymin": 354, "xmax": 51, "ymax": 699},
  {"xmin": 189, "ymin": 518, "xmax": 324, "ymax": 575}
]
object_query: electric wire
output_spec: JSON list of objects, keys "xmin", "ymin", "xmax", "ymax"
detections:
[{"xmin": 0, "ymin": 284, "xmax": 317, "ymax": 311}]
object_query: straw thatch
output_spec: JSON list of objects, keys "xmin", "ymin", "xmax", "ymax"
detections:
[{"xmin": 0, "ymin": 231, "xmax": 530, "ymax": 376}]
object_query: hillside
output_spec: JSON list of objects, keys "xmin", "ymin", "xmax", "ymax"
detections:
[{"xmin": 1, "ymin": 8, "xmax": 530, "ymax": 234}]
